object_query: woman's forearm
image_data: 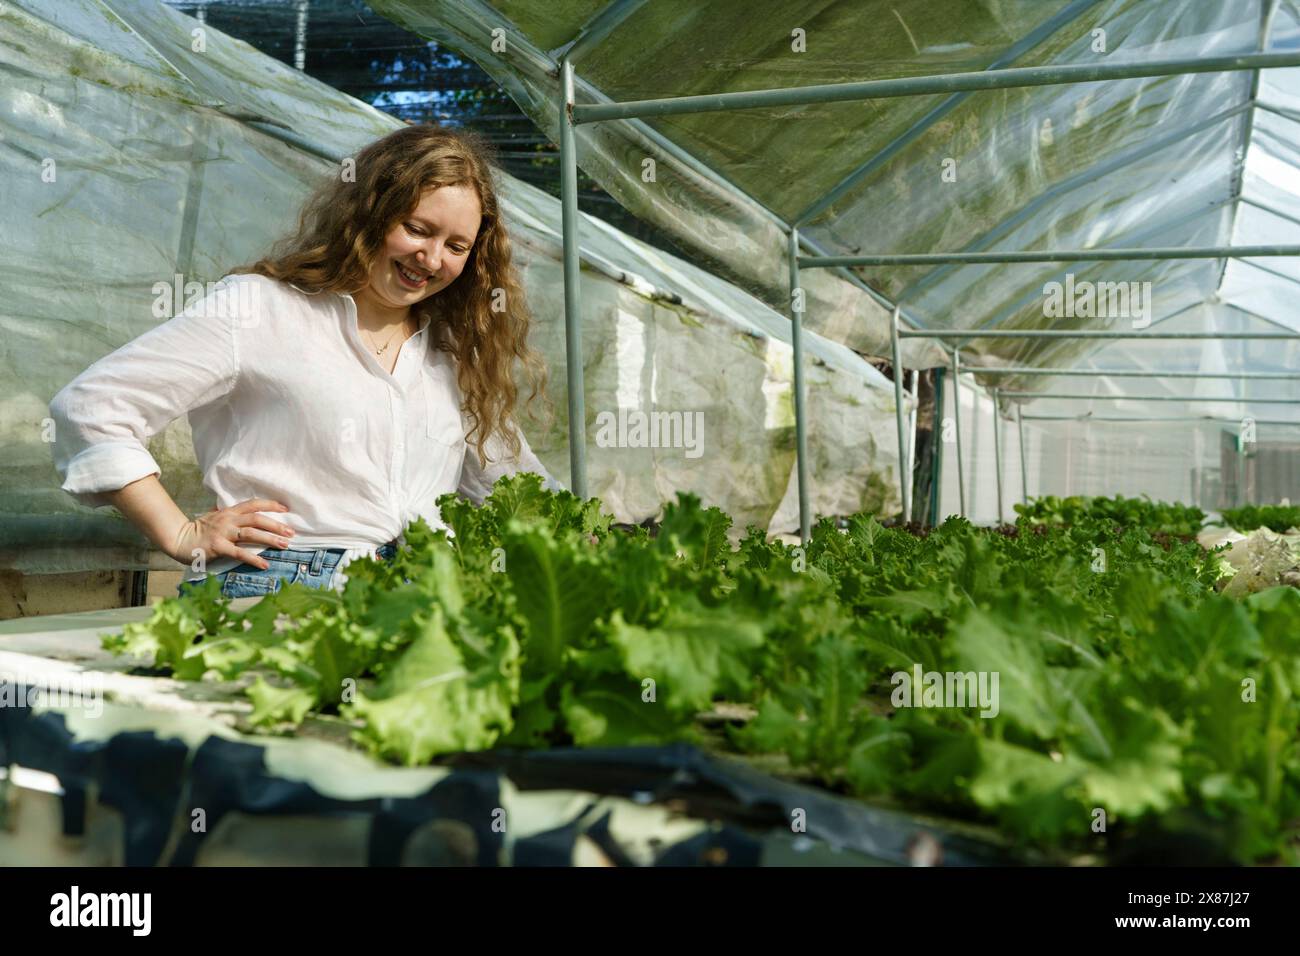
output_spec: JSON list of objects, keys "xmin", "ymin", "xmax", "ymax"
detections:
[{"xmin": 102, "ymin": 474, "xmax": 189, "ymax": 562}]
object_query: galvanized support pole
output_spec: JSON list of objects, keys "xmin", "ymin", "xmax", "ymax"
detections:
[
  {"xmin": 906, "ymin": 368, "xmax": 919, "ymax": 524},
  {"xmin": 1017, "ymin": 403, "xmax": 1029, "ymax": 505},
  {"xmin": 992, "ymin": 388, "xmax": 1004, "ymax": 525},
  {"xmin": 572, "ymin": 51, "xmax": 1300, "ymax": 124},
  {"xmin": 1239, "ymin": 424, "xmax": 1250, "ymax": 507},
  {"xmin": 890, "ymin": 306, "xmax": 911, "ymax": 523},
  {"xmin": 789, "ymin": 229, "xmax": 812, "ymax": 543},
  {"xmin": 1237, "ymin": 437, "xmax": 1246, "ymax": 507},
  {"xmin": 951, "ymin": 348, "xmax": 966, "ymax": 517},
  {"xmin": 559, "ymin": 58, "xmax": 588, "ymax": 499}
]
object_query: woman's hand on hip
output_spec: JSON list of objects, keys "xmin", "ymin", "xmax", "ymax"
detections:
[{"xmin": 170, "ymin": 498, "xmax": 295, "ymax": 570}]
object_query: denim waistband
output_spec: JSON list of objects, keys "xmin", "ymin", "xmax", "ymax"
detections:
[{"xmin": 259, "ymin": 539, "xmax": 399, "ymax": 564}]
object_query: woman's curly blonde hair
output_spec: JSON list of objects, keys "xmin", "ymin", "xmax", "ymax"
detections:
[{"xmin": 235, "ymin": 124, "xmax": 549, "ymax": 468}]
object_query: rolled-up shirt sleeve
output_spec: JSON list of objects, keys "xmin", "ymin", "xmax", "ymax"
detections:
[
  {"xmin": 457, "ymin": 420, "xmax": 567, "ymax": 506},
  {"xmin": 49, "ymin": 278, "xmax": 242, "ymax": 509}
]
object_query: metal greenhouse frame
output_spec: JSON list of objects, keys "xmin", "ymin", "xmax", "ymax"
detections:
[{"xmin": 553, "ymin": 12, "xmax": 1300, "ymax": 541}]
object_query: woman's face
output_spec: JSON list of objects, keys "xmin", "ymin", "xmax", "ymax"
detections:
[{"xmin": 367, "ymin": 184, "xmax": 483, "ymax": 310}]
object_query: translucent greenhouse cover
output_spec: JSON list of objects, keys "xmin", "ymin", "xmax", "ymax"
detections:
[
  {"xmin": 371, "ymin": 0, "xmax": 1300, "ymax": 518},
  {"xmin": 0, "ymin": 0, "xmax": 903, "ymax": 574}
]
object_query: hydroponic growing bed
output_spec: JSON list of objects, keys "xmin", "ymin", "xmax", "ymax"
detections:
[{"xmin": 51, "ymin": 478, "xmax": 1300, "ymax": 866}]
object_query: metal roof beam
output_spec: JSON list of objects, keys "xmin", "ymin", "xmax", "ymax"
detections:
[
  {"xmin": 961, "ymin": 367, "xmax": 1300, "ymax": 380},
  {"xmin": 1240, "ymin": 195, "xmax": 1300, "ymax": 230},
  {"xmin": 1256, "ymin": 101, "xmax": 1300, "ymax": 123},
  {"xmin": 1195, "ymin": 299, "xmax": 1300, "ymax": 337},
  {"xmin": 902, "ymin": 329, "xmax": 1300, "ymax": 340},
  {"xmin": 802, "ymin": 244, "xmax": 1300, "ymax": 267},
  {"xmin": 572, "ymin": 52, "xmax": 1300, "ymax": 123},
  {"xmin": 1224, "ymin": 254, "xmax": 1300, "ymax": 288},
  {"xmin": 1000, "ymin": 392, "xmax": 1298, "ymax": 404},
  {"xmin": 1021, "ymin": 413, "xmax": 1299, "ymax": 425}
]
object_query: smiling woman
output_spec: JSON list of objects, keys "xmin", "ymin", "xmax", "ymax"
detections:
[
  {"xmin": 47, "ymin": 125, "xmax": 564, "ymax": 598},
  {"xmin": 238, "ymin": 124, "xmax": 551, "ymax": 464}
]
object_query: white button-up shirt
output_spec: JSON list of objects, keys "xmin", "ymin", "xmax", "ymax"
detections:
[{"xmin": 49, "ymin": 273, "xmax": 563, "ymax": 586}]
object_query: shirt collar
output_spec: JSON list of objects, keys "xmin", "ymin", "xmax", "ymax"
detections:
[
  {"xmin": 286, "ymin": 282, "xmax": 429, "ymax": 333},
  {"xmin": 287, "ymin": 280, "xmax": 431, "ymax": 351},
  {"xmin": 328, "ymin": 288, "xmax": 431, "ymax": 335}
]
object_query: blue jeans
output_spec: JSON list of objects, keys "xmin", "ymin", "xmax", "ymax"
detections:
[{"xmin": 177, "ymin": 541, "xmax": 399, "ymax": 599}]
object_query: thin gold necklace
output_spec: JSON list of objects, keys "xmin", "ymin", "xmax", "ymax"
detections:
[{"xmin": 361, "ymin": 319, "xmax": 411, "ymax": 357}]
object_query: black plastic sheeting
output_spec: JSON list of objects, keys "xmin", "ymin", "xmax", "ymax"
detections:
[
  {"xmin": 0, "ymin": 704, "xmax": 1021, "ymax": 866},
  {"xmin": 450, "ymin": 745, "xmax": 1021, "ymax": 866}
]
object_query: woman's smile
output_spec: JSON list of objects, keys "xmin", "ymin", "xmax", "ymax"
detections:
[{"xmin": 394, "ymin": 258, "xmax": 432, "ymax": 290}]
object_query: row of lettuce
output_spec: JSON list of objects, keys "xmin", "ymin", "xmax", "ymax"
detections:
[
  {"xmin": 106, "ymin": 482, "xmax": 1300, "ymax": 863},
  {"xmin": 1014, "ymin": 495, "xmax": 1300, "ymax": 537}
]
